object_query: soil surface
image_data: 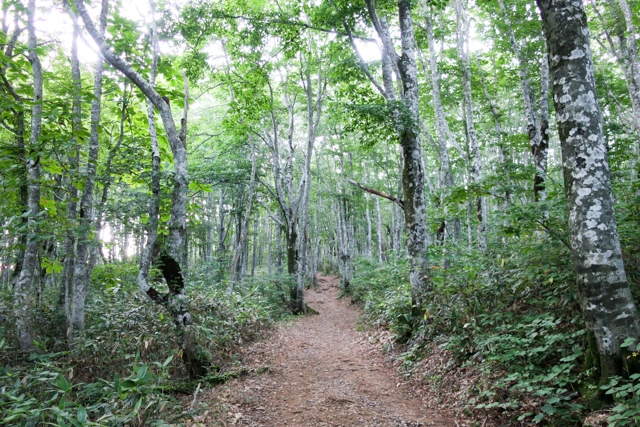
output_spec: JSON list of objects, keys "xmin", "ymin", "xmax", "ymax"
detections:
[{"xmin": 191, "ymin": 275, "xmax": 467, "ymax": 426}]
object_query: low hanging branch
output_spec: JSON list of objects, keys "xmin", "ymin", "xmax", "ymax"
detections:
[{"xmin": 348, "ymin": 179, "xmax": 404, "ymax": 211}]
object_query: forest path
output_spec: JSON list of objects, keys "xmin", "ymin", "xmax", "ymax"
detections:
[{"xmin": 193, "ymin": 275, "xmax": 462, "ymax": 427}]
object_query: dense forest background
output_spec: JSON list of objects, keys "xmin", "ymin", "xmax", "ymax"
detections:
[{"xmin": 1, "ymin": 0, "xmax": 640, "ymax": 425}]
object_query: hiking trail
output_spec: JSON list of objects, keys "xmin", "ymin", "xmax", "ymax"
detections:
[{"xmin": 190, "ymin": 275, "xmax": 468, "ymax": 426}]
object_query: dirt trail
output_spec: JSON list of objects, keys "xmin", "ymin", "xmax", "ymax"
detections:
[{"xmin": 194, "ymin": 275, "xmax": 464, "ymax": 426}]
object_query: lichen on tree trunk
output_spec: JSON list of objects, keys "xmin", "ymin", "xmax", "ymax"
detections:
[
  {"xmin": 537, "ymin": 0, "xmax": 640, "ymax": 387},
  {"xmin": 13, "ymin": 0, "xmax": 42, "ymax": 352}
]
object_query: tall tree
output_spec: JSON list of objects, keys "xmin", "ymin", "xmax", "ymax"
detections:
[
  {"xmin": 13, "ymin": 0, "xmax": 42, "ymax": 352},
  {"xmin": 360, "ymin": 0, "xmax": 431, "ymax": 308},
  {"xmin": 591, "ymin": 0, "xmax": 640, "ymax": 175},
  {"xmin": 536, "ymin": 0, "xmax": 640, "ymax": 385},
  {"xmin": 422, "ymin": 1, "xmax": 458, "ymax": 241},
  {"xmin": 497, "ymin": 0, "xmax": 549, "ymax": 202},
  {"xmin": 294, "ymin": 42, "xmax": 327, "ymax": 307},
  {"xmin": 69, "ymin": 0, "xmax": 108, "ymax": 335},
  {"xmin": 74, "ymin": 0, "xmax": 208, "ymax": 378},
  {"xmin": 455, "ymin": 0, "xmax": 486, "ymax": 250}
]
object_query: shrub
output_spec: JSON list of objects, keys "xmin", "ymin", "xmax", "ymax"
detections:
[{"xmin": 0, "ymin": 261, "xmax": 291, "ymax": 425}]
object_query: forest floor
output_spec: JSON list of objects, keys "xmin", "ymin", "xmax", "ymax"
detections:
[{"xmin": 188, "ymin": 275, "xmax": 470, "ymax": 427}]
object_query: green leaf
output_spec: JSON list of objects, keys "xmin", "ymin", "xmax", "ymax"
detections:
[
  {"xmin": 162, "ymin": 355, "xmax": 174, "ymax": 368},
  {"xmin": 120, "ymin": 379, "xmax": 136, "ymax": 390},
  {"xmin": 136, "ymin": 365, "xmax": 148, "ymax": 380},
  {"xmin": 43, "ymin": 161, "xmax": 63, "ymax": 175},
  {"xmin": 517, "ymin": 412, "xmax": 533, "ymax": 421},
  {"xmin": 134, "ymin": 396, "xmax": 143, "ymax": 413},
  {"xmin": 622, "ymin": 337, "xmax": 636, "ymax": 347},
  {"xmin": 77, "ymin": 406, "xmax": 87, "ymax": 424},
  {"xmin": 55, "ymin": 375, "xmax": 72, "ymax": 393}
]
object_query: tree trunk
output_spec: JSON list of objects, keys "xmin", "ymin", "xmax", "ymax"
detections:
[
  {"xmin": 423, "ymin": 2, "xmax": 457, "ymax": 240},
  {"xmin": 337, "ymin": 156, "xmax": 352, "ymax": 291},
  {"xmin": 13, "ymin": 0, "xmax": 42, "ymax": 352},
  {"xmin": 616, "ymin": 0, "xmax": 640, "ymax": 174},
  {"xmin": 455, "ymin": 0, "xmax": 486, "ymax": 250},
  {"xmin": 69, "ymin": 1, "xmax": 108, "ymax": 335},
  {"xmin": 353, "ymin": 1, "xmax": 431, "ymax": 303},
  {"xmin": 138, "ymin": 0, "xmax": 162, "ymax": 310},
  {"xmin": 267, "ymin": 218, "xmax": 273, "ymax": 275},
  {"xmin": 294, "ymin": 56, "xmax": 323, "ymax": 310},
  {"xmin": 498, "ymin": 0, "xmax": 548, "ymax": 202},
  {"xmin": 375, "ymin": 192, "xmax": 383, "ymax": 263},
  {"xmin": 75, "ymin": 0, "xmax": 206, "ymax": 378},
  {"xmin": 0, "ymin": 14, "xmax": 29, "ymax": 289},
  {"xmin": 251, "ymin": 212, "xmax": 258, "ymax": 278},
  {"xmin": 216, "ymin": 188, "xmax": 226, "ymax": 256},
  {"xmin": 592, "ymin": 0, "xmax": 640, "ymax": 176},
  {"xmin": 364, "ymin": 164, "xmax": 373, "ymax": 259},
  {"xmin": 63, "ymin": 15, "xmax": 82, "ymax": 337},
  {"xmin": 397, "ymin": 0, "xmax": 431, "ymax": 307},
  {"xmin": 230, "ymin": 139, "xmax": 257, "ymax": 287},
  {"xmin": 476, "ymin": 55, "xmax": 511, "ymax": 205},
  {"xmin": 276, "ymin": 221, "xmax": 283, "ymax": 273},
  {"xmin": 537, "ymin": 0, "xmax": 640, "ymax": 385},
  {"xmin": 537, "ymin": 49, "xmax": 550, "ymax": 201}
]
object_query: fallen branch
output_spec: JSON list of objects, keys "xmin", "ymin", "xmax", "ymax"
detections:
[{"xmin": 190, "ymin": 383, "xmax": 201, "ymax": 410}]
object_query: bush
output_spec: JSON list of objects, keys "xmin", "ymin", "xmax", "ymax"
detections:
[
  {"xmin": 601, "ymin": 372, "xmax": 640, "ymax": 427},
  {"xmin": 347, "ymin": 236, "xmax": 593, "ymax": 425},
  {"xmin": 0, "ymin": 261, "xmax": 291, "ymax": 425}
]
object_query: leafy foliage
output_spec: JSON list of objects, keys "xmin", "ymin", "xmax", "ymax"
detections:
[
  {"xmin": 348, "ymin": 231, "xmax": 605, "ymax": 425},
  {"xmin": 0, "ymin": 262, "xmax": 290, "ymax": 425}
]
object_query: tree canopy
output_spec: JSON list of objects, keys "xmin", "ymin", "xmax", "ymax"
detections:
[{"xmin": 1, "ymin": 0, "xmax": 640, "ymax": 424}]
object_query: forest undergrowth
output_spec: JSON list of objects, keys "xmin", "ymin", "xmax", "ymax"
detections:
[
  {"xmin": 0, "ymin": 263, "xmax": 292, "ymax": 426},
  {"xmin": 346, "ymin": 182, "xmax": 640, "ymax": 427}
]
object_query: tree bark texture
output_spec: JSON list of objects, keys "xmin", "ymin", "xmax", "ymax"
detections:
[
  {"xmin": 396, "ymin": 0, "xmax": 431, "ymax": 307},
  {"xmin": 69, "ymin": 0, "xmax": 108, "ymax": 336},
  {"xmin": 357, "ymin": 0, "xmax": 431, "ymax": 307},
  {"xmin": 138, "ymin": 0, "xmax": 162, "ymax": 307},
  {"xmin": 423, "ymin": 2, "xmax": 455, "ymax": 211},
  {"xmin": 498, "ymin": 0, "xmax": 548, "ymax": 202},
  {"xmin": 13, "ymin": 0, "xmax": 42, "ymax": 352},
  {"xmin": 537, "ymin": 0, "xmax": 640, "ymax": 383},
  {"xmin": 63, "ymin": 15, "xmax": 82, "ymax": 337}
]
